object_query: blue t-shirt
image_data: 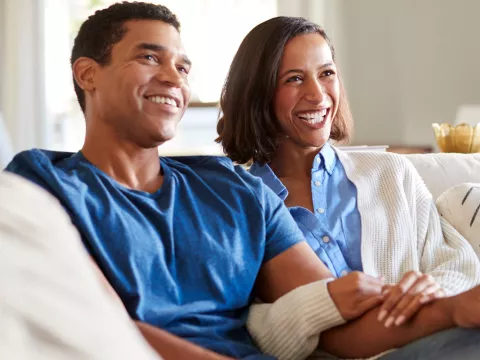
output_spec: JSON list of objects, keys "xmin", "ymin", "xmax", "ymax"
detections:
[
  {"xmin": 250, "ymin": 143, "xmax": 363, "ymax": 278},
  {"xmin": 6, "ymin": 150, "xmax": 305, "ymax": 359}
]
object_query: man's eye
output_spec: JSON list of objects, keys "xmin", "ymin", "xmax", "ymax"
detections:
[
  {"xmin": 178, "ymin": 66, "xmax": 190, "ymax": 74},
  {"xmin": 142, "ymin": 54, "xmax": 157, "ymax": 62}
]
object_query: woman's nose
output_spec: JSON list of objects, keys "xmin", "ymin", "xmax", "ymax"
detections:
[{"xmin": 304, "ymin": 79, "xmax": 326, "ymax": 104}]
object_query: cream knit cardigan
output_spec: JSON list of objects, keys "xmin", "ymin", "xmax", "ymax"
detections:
[{"xmin": 247, "ymin": 149, "xmax": 480, "ymax": 360}]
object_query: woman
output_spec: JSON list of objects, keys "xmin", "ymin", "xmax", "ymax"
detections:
[{"xmin": 217, "ymin": 16, "xmax": 480, "ymax": 359}]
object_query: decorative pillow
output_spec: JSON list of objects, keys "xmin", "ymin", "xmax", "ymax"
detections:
[{"xmin": 436, "ymin": 183, "xmax": 480, "ymax": 256}]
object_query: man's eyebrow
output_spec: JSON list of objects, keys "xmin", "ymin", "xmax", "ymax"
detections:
[{"xmin": 135, "ymin": 43, "xmax": 192, "ymax": 66}]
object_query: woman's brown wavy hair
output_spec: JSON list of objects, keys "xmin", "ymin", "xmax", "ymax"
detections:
[{"xmin": 216, "ymin": 16, "xmax": 352, "ymax": 165}]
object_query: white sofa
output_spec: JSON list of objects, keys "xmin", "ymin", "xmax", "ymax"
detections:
[
  {"xmin": 1, "ymin": 152, "xmax": 480, "ymax": 360},
  {"xmin": 406, "ymin": 153, "xmax": 480, "ymax": 199},
  {"xmin": 0, "ymin": 173, "xmax": 159, "ymax": 360}
]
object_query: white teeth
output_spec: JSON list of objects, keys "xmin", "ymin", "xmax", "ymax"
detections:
[
  {"xmin": 146, "ymin": 96, "xmax": 178, "ymax": 107},
  {"xmin": 298, "ymin": 109, "xmax": 328, "ymax": 124}
]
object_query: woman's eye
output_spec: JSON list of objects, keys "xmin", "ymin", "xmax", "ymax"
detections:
[
  {"xmin": 286, "ymin": 75, "xmax": 302, "ymax": 83},
  {"xmin": 322, "ymin": 70, "xmax": 335, "ymax": 77}
]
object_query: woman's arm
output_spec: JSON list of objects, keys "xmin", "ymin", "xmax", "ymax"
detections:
[
  {"xmin": 249, "ymin": 243, "xmax": 390, "ymax": 360},
  {"xmin": 247, "ymin": 280, "xmax": 345, "ymax": 360}
]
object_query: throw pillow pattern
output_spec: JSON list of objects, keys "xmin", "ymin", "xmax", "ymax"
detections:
[{"xmin": 436, "ymin": 183, "xmax": 480, "ymax": 257}]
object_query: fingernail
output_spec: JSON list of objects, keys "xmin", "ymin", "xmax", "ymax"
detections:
[
  {"xmin": 377, "ymin": 309, "xmax": 387, "ymax": 321},
  {"xmin": 395, "ymin": 315, "xmax": 405, "ymax": 326},
  {"xmin": 385, "ymin": 316, "xmax": 395, "ymax": 328}
]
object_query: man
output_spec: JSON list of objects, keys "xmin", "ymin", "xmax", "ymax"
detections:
[
  {"xmin": 5, "ymin": 3, "xmax": 327, "ymax": 359},
  {"xmin": 4, "ymin": 2, "xmax": 480, "ymax": 360}
]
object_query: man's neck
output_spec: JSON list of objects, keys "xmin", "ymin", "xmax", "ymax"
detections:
[{"xmin": 81, "ymin": 129, "xmax": 163, "ymax": 194}]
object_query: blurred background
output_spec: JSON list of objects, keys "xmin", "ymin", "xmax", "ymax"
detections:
[{"xmin": 1, "ymin": 0, "xmax": 480, "ymax": 162}]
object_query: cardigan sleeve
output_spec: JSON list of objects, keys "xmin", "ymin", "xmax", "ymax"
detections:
[
  {"xmin": 246, "ymin": 279, "xmax": 345, "ymax": 360},
  {"xmin": 414, "ymin": 171, "xmax": 480, "ymax": 295}
]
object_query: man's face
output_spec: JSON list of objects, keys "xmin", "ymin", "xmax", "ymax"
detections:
[{"xmin": 93, "ymin": 20, "xmax": 191, "ymax": 147}]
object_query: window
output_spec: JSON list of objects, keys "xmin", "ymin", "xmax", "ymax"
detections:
[{"xmin": 43, "ymin": 0, "xmax": 277, "ymax": 153}]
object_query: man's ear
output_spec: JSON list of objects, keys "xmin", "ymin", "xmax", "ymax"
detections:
[{"xmin": 72, "ymin": 57, "xmax": 97, "ymax": 92}]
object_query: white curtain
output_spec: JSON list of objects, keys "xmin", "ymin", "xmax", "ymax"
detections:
[
  {"xmin": 0, "ymin": 112, "xmax": 14, "ymax": 168},
  {"xmin": 0, "ymin": 0, "xmax": 47, "ymax": 154}
]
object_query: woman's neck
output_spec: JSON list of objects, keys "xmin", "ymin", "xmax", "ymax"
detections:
[{"xmin": 270, "ymin": 139, "xmax": 325, "ymax": 179}]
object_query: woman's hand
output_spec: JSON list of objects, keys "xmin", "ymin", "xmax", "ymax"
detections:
[
  {"xmin": 327, "ymin": 271, "xmax": 385, "ymax": 320},
  {"xmin": 378, "ymin": 271, "xmax": 445, "ymax": 328}
]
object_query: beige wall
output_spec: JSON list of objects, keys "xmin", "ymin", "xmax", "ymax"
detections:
[
  {"xmin": 337, "ymin": 0, "xmax": 480, "ymax": 146},
  {"xmin": 285, "ymin": 0, "xmax": 480, "ymax": 147}
]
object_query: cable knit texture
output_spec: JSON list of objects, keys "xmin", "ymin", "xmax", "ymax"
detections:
[
  {"xmin": 247, "ymin": 149, "xmax": 480, "ymax": 360},
  {"xmin": 247, "ymin": 279, "xmax": 344, "ymax": 360}
]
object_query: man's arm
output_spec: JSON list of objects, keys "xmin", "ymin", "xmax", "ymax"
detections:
[
  {"xmin": 137, "ymin": 322, "xmax": 233, "ymax": 360},
  {"xmin": 254, "ymin": 242, "xmax": 457, "ymax": 359},
  {"xmin": 255, "ymin": 240, "xmax": 334, "ymax": 302}
]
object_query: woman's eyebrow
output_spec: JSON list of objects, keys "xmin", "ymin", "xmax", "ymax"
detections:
[
  {"xmin": 279, "ymin": 61, "xmax": 335, "ymax": 78},
  {"xmin": 279, "ymin": 69, "xmax": 304, "ymax": 78}
]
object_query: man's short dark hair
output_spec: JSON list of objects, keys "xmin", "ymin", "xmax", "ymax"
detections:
[
  {"xmin": 70, "ymin": 1, "xmax": 180, "ymax": 113},
  {"xmin": 216, "ymin": 16, "xmax": 353, "ymax": 165}
]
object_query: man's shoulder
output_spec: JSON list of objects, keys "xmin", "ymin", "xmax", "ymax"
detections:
[
  {"xmin": 6, "ymin": 149, "xmax": 75, "ymax": 170},
  {"xmin": 165, "ymin": 155, "xmax": 268, "ymax": 199},
  {"xmin": 165, "ymin": 155, "xmax": 258, "ymax": 181},
  {"xmin": 164, "ymin": 155, "xmax": 235, "ymax": 171},
  {"xmin": 5, "ymin": 149, "xmax": 76, "ymax": 189}
]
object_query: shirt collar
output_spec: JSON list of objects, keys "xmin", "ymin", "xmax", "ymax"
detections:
[
  {"xmin": 249, "ymin": 143, "xmax": 337, "ymax": 200},
  {"xmin": 312, "ymin": 142, "xmax": 336, "ymax": 175},
  {"xmin": 249, "ymin": 162, "xmax": 289, "ymax": 201}
]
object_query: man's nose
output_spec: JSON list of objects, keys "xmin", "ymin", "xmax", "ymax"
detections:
[{"xmin": 154, "ymin": 63, "xmax": 183, "ymax": 87}]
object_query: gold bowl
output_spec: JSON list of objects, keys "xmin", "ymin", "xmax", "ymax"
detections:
[{"xmin": 432, "ymin": 122, "xmax": 480, "ymax": 153}]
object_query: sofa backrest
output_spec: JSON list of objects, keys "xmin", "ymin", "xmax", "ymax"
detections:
[{"xmin": 405, "ymin": 153, "xmax": 480, "ymax": 199}]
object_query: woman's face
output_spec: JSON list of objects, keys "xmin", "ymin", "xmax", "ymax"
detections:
[{"xmin": 274, "ymin": 33, "xmax": 340, "ymax": 149}]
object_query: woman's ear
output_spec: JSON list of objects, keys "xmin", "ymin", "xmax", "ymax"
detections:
[{"xmin": 72, "ymin": 57, "xmax": 96, "ymax": 92}]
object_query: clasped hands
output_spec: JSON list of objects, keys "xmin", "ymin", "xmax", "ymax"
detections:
[{"xmin": 327, "ymin": 271, "xmax": 445, "ymax": 326}]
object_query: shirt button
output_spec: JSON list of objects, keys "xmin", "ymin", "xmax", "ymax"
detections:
[
  {"xmin": 316, "ymin": 157, "xmax": 321, "ymax": 164},
  {"xmin": 317, "ymin": 208, "xmax": 325, "ymax": 214},
  {"xmin": 314, "ymin": 181, "xmax": 321, "ymax": 187},
  {"xmin": 341, "ymin": 270, "xmax": 349, "ymax": 277},
  {"xmin": 322, "ymin": 236, "xmax": 330, "ymax": 243}
]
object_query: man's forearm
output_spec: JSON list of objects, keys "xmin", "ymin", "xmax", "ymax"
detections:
[
  {"xmin": 136, "ymin": 321, "xmax": 233, "ymax": 360},
  {"xmin": 319, "ymin": 297, "xmax": 456, "ymax": 358}
]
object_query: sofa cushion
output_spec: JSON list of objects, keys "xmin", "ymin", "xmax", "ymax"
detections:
[
  {"xmin": 436, "ymin": 183, "xmax": 480, "ymax": 257},
  {"xmin": 406, "ymin": 153, "xmax": 480, "ymax": 199},
  {"xmin": 0, "ymin": 173, "xmax": 160, "ymax": 360}
]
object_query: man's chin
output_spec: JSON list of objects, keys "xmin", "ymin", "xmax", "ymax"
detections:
[
  {"xmin": 130, "ymin": 129, "xmax": 177, "ymax": 149},
  {"xmin": 152, "ymin": 130, "xmax": 178, "ymax": 147}
]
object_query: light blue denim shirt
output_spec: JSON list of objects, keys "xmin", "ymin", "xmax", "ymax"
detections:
[{"xmin": 249, "ymin": 143, "xmax": 363, "ymax": 277}]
